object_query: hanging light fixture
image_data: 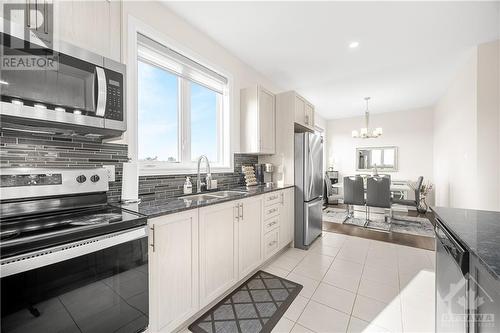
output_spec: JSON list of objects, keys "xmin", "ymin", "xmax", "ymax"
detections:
[{"xmin": 351, "ymin": 97, "xmax": 382, "ymax": 138}]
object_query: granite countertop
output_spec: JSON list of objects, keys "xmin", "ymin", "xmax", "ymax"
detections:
[
  {"xmin": 118, "ymin": 184, "xmax": 295, "ymax": 219},
  {"xmin": 431, "ymin": 206, "xmax": 500, "ymax": 280}
]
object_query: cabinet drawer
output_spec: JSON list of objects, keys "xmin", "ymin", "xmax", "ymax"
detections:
[
  {"xmin": 264, "ymin": 229, "xmax": 279, "ymax": 259},
  {"xmin": 264, "ymin": 192, "xmax": 281, "ymax": 207},
  {"xmin": 264, "ymin": 204, "xmax": 280, "ymax": 220},
  {"xmin": 263, "ymin": 216, "xmax": 279, "ymax": 233}
]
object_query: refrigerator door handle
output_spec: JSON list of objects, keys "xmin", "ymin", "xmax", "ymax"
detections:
[{"xmin": 308, "ymin": 146, "xmax": 314, "ymax": 198}]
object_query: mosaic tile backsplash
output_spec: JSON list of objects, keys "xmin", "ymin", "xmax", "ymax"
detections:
[
  {"xmin": 138, "ymin": 154, "xmax": 258, "ymax": 202},
  {"xmin": 0, "ymin": 129, "xmax": 258, "ymax": 203},
  {"xmin": 0, "ymin": 129, "xmax": 128, "ymax": 202}
]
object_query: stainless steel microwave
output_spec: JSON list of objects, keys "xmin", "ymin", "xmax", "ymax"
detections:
[{"xmin": 0, "ymin": 33, "xmax": 126, "ymax": 138}]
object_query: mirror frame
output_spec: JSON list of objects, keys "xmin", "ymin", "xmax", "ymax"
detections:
[{"xmin": 355, "ymin": 146, "xmax": 399, "ymax": 172}]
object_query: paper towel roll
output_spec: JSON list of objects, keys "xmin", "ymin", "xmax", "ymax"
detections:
[{"xmin": 121, "ymin": 162, "xmax": 139, "ymax": 202}]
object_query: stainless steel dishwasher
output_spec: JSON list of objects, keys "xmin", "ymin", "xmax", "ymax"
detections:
[{"xmin": 435, "ymin": 218, "xmax": 470, "ymax": 333}]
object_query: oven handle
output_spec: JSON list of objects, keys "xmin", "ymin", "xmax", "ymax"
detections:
[
  {"xmin": 95, "ymin": 67, "xmax": 107, "ymax": 117},
  {"xmin": 0, "ymin": 226, "xmax": 147, "ymax": 278}
]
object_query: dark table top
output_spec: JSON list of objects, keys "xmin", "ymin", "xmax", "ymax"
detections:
[
  {"xmin": 118, "ymin": 184, "xmax": 295, "ymax": 219},
  {"xmin": 431, "ymin": 206, "xmax": 500, "ymax": 280}
]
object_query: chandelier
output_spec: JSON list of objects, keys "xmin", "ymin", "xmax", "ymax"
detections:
[{"xmin": 351, "ymin": 97, "xmax": 382, "ymax": 138}]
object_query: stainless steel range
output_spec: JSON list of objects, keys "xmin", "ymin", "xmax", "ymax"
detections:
[{"xmin": 0, "ymin": 168, "xmax": 148, "ymax": 333}]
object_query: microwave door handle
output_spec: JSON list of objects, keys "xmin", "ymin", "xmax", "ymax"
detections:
[{"xmin": 95, "ymin": 67, "xmax": 107, "ymax": 117}]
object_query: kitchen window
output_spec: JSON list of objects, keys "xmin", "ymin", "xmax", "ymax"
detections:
[{"xmin": 136, "ymin": 34, "xmax": 230, "ymax": 174}]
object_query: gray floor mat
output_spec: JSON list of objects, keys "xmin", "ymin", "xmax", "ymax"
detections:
[{"xmin": 188, "ymin": 271, "xmax": 302, "ymax": 333}]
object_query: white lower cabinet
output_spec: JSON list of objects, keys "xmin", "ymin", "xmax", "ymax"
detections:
[
  {"xmin": 198, "ymin": 201, "xmax": 238, "ymax": 308},
  {"xmin": 238, "ymin": 196, "xmax": 263, "ymax": 279},
  {"xmin": 149, "ymin": 210, "xmax": 199, "ymax": 333},
  {"xmin": 149, "ymin": 189, "xmax": 294, "ymax": 331},
  {"xmin": 264, "ymin": 228, "xmax": 280, "ymax": 259},
  {"xmin": 280, "ymin": 188, "xmax": 295, "ymax": 248}
]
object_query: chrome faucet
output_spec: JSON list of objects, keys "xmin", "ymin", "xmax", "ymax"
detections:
[{"xmin": 196, "ymin": 155, "xmax": 212, "ymax": 193}]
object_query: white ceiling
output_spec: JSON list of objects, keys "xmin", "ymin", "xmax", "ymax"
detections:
[{"xmin": 164, "ymin": 1, "xmax": 500, "ymax": 119}]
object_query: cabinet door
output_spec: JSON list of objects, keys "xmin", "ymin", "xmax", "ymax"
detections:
[
  {"xmin": 53, "ymin": 0, "xmax": 121, "ymax": 62},
  {"xmin": 295, "ymin": 95, "xmax": 306, "ymax": 125},
  {"xmin": 199, "ymin": 201, "xmax": 238, "ymax": 307},
  {"xmin": 305, "ymin": 103, "xmax": 314, "ymax": 128},
  {"xmin": 280, "ymin": 188, "xmax": 295, "ymax": 248},
  {"xmin": 471, "ymin": 256, "xmax": 500, "ymax": 333},
  {"xmin": 259, "ymin": 87, "xmax": 276, "ymax": 154},
  {"xmin": 238, "ymin": 196, "xmax": 263, "ymax": 278},
  {"xmin": 149, "ymin": 210, "xmax": 199, "ymax": 333}
]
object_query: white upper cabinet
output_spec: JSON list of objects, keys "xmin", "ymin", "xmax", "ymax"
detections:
[
  {"xmin": 305, "ymin": 102, "xmax": 315, "ymax": 129},
  {"xmin": 294, "ymin": 95, "xmax": 306, "ymax": 125},
  {"xmin": 149, "ymin": 210, "xmax": 199, "ymax": 333},
  {"xmin": 237, "ymin": 196, "xmax": 263, "ymax": 278},
  {"xmin": 240, "ymin": 85, "xmax": 276, "ymax": 154},
  {"xmin": 288, "ymin": 91, "xmax": 315, "ymax": 131},
  {"xmin": 53, "ymin": 0, "xmax": 122, "ymax": 62}
]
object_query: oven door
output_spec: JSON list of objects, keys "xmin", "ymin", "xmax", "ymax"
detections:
[{"xmin": 1, "ymin": 227, "xmax": 148, "ymax": 333}]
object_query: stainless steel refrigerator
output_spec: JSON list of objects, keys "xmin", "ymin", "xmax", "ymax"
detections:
[{"xmin": 294, "ymin": 132, "xmax": 323, "ymax": 249}]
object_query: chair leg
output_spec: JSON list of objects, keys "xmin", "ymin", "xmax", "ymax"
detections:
[
  {"xmin": 364, "ymin": 206, "xmax": 369, "ymax": 227},
  {"xmin": 343, "ymin": 205, "xmax": 350, "ymax": 223}
]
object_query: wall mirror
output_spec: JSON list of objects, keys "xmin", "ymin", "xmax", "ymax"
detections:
[{"xmin": 356, "ymin": 146, "xmax": 398, "ymax": 172}]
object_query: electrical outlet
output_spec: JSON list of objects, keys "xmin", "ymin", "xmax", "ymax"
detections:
[{"xmin": 103, "ymin": 165, "xmax": 116, "ymax": 182}]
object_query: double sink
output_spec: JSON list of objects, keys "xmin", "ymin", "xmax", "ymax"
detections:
[{"xmin": 181, "ymin": 190, "xmax": 247, "ymax": 202}]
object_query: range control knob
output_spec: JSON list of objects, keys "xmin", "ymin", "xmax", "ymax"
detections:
[
  {"xmin": 90, "ymin": 175, "xmax": 100, "ymax": 183},
  {"xmin": 76, "ymin": 175, "xmax": 87, "ymax": 183}
]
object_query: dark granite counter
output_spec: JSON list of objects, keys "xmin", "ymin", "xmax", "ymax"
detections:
[
  {"xmin": 118, "ymin": 185, "xmax": 295, "ymax": 219},
  {"xmin": 431, "ymin": 206, "xmax": 500, "ymax": 280}
]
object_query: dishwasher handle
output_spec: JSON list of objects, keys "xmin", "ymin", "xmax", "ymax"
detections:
[{"xmin": 435, "ymin": 218, "xmax": 469, "ymax": 275}]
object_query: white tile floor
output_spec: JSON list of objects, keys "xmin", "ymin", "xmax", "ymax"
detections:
[{"xmin": 265, "ymin": 231, "xmax": 435, "ymax": 333}]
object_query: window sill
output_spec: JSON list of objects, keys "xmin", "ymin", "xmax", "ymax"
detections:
[{"xmin": 139, "ymin": 165, "xmax": 234, "ymax": 177}]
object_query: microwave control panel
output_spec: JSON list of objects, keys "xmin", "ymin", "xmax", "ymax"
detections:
[{"xmin": 104, "ymin": 69, "xmax": 123, "ymax": 121}]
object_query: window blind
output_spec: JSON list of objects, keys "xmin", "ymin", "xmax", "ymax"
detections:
[{"xmin": 137, "ymin": 33, "xmax": 228, "ymax": 94}]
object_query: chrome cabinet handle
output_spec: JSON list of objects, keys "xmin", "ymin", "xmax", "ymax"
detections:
[
  {"xmin": 281, "ymin": 192, "xmax": 284, "ymax": 205},
  {"xmin": 150, "ymin": 226, "xmax": 155, "ymax": 252},
  {"xmin": 26, "ymin": 0, "xmax": 31, "ymax": 27},
  {"xmin": 268, "ymin": 220, "xmax": 277, "ymax": 227},
  {"xmin": 235, "ymin": 204, "xmax": 239, "ymax": 222},
  {"xmin": 44, "ymin": 0, "xmax": 48, "ymax": 34},
  {"xmin": 240, "ymin": 203, "xmax": 244, "ymax": 219},
  {"xmin": 268, "ymin": 240, "xmax": 277, "ymax": 247},
  {"xmin": 268, "ymin": 208, "xmax": 278, "ymax": 214}
]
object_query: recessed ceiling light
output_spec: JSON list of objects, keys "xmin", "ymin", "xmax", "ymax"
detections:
[{"xmin": 349, "ymin": 41, "xmax": 360, "ymax": 49}]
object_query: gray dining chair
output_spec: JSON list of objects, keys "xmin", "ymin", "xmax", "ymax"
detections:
[
  {"xmin": 343, "ymin": 176, "xmax": 365, "ymax": 221},
  {"xmin": 366, "ymin": 176, "xmax": 392, "ymax": 224},
  {"xmin": 392, "ymin": 176, "xmax": 423, "ymax": 210}
]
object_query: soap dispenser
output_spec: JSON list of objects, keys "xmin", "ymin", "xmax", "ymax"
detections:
[{"xmin": 183, "ymin": 176, "xmax": 193, "ymax": 194}]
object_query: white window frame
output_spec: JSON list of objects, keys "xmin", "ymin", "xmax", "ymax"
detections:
[{"xmin": 126, "ymin": 16, "xmax": 233, "ymax": 176}]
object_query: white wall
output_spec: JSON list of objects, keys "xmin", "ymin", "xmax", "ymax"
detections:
[
  {"xmin": 433, "ymin": 52, "xmax": 478, "ymax": 209},
  {"xmin": 118, "ymin": 1, "xmax": 282, "ymax": 159},
  {"xmin": 327, "ymin": 107, "xmax": 434, "ymax": 202},
  {"xmin": 476, "ymin": 40, "xmax": 499, "ymax": 211},
  {"xmin": 433, "ymin": 40, "xmax": 500, "ymax": 211}
]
